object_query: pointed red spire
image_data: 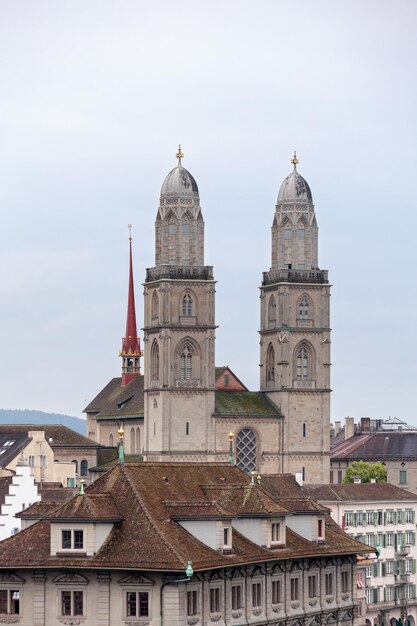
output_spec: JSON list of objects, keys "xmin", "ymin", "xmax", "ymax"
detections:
[{"xmin": 120, "ymin": 227, "xmax": 142, "ymax": 386}]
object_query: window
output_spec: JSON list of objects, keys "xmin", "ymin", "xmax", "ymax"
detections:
[
  {"xmin": 182, "ymin": 294, "xmax": 192, "ymax": 316},
  {"xmin": 386, "ymin": 560, "xmax": 394, "ymax": 574},
  {"xmin": 80, "ymin": 460, "xmax": 88, "ymax": 477},
  {"xmin": 266, "ymin": 343, "xmax": 275, "ymax": 384},
  {"xmin": 61, "ymin": 591, "xmax": 83, "ymax": 617},
  {"xmin": 182, "ymin": 223, "xmax": 190, "ymax": 235},
  {"xmin": 406, "ymin": 531, "xmax": 415, "ymax": 545},
  {"xmin": 406, "ymin": 510, "xmax": 414, "ymax": 523},
  {"xmin": 61, "ymin": 529, "xmax": 84, "ymax": 550},
  {"xmin": 209, "ymin": 587, "xmax": 221, "ymax": 613},
  {"xmin": 3, "ymin": 441, "xmax": 14, "ymax": 447},
  {"xmin": 185, "ymin": 422, "xmax": 190, "ymax": 435},
  {"xmin": 296, "ymin": 345, "xmax": 308, "ymax": 380},
  {"xmin": 338, "ymin": 470, "xmax": 342, "ymax": 483},
  {"xmin": 28, "ymin": 455, "xmax": 35, "ymax": 467},
  {"xmin": 271, "ymin": 579, "xmax": 281, "ymax": 604},
  {"xmin": 0, "ymin": 590, "xmax": 20, "ymax": 615},
  {"xmin": 341, "ymin": 571, "xmax": 350, "ymax": 593},
  {"xmin": 268, "ymin": 295, "xmax": 277, "ymax": 327},
  {"xmin": 180, "ymin": 345, "xmax": 192, "ymax": 379},
  {"xmin": 187, "ymin": 590, "xmax": 198, "ymax": 616},
  {"xmin": 297, "ymin": 228, "xmax": 305, "ymax": 240},
  {"xmin": 236, "ymin": 428, "xmax": 257, "ymax": 474},
  {"xmin": 386, "ymin": 532, "xmax": 394, "ymax": 547},
  {"xmin": 151, "ymin": 291, "xmax": 159, "ymax": 319},
  {"xmin": 365, "ymin": 566, "xmax": 372, "ymax": 578},
  {"xmin": 290, "ymin": 577, "xmax": 299, "ymax": 601},
  {"xmin": 223, "ymin": 527, "xmax": 231, "ymax": 547},
  {"xmin": 72, "ymin": 460, "xmax": 78, "ymax": 473},
  {"xmin": 168, "ymin": 223, "xmax": 176, "ymax": 235},
  {"xmin": 109, "ymin": 433, "xmax": 114, "ymax": 446},
  {"xmin": 406, "ymin": 559, "xmax": 414, "ymax": 573},
  {"xmin": 386, "ymin": 510, "xmax": 394, "ymax": 524},
  {"xmin": 400, "ymin": 470, "xmax": 407, "ymax": 485},
  {"xmin": 308, "ymin": 575, "xmax": 317, "ymax": 598},
  {"xmin": 345, "ymin": 512, "xmax": 353, "ymax": 528},
  {"xmin": 231, "ymin": 584, "xmax": 243, "ymax": 610},
  {"xmin": 271, "ymin": 521, "xmax": 281, "ymax": 544},
  {"xmin": 298, "ymin": 297, "xmax": 309, "ymax": 318},
  {"xmin": 284, "ymin": 227, "xmax": 292, "ymax": 240},
  {"xmin": 318, "ymin": 519, "xmax": 324, "ymax": 539},
  {"xmin": 151, "ymin": 340, "xmax": 160, "ymax": 381},
  {"xmin": 366, "ymin": 534, "xmax": 376, "ymax": 547},
  {"xmin": 325, "ymin": 573, "xmax": 333, "ymax": 596},
  {"xmin": 126, "ymin": 591, "xmax": 149, "ymax": 617},
  {"xmin": 303, "ymin": 423, "xmax": 306, "ymax": 437},
  {"xmin": 367, "ymin": 511, "xmax": 375, "ymax": 525},
  {"xmin": 252, "ymin": 582, "xmax": 262, "ymax": 608}
]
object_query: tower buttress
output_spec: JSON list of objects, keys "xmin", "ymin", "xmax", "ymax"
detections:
[
  {"xmin": 260, "ymin": 153, "xmax": 331, "ymax": 483},
  {"xmin": 120, "ymin": 228, "xmax": 142, "ymax": 386}
]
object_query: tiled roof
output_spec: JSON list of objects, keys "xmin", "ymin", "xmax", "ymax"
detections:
[
  {"xmin": 214, "ymin": 392, "xmax": 282, "ymax": 417},
  {"xmin": 260, "ymin": 475, "xmax": 329, "ymax": 513},
  {"xmin": 0, "ymin": 463, "xmax": 369, "ymax": 572},
  {"xmin": 331, "ymin": 432, "xmax": 417, "ymax": 461},
  {"xmin": 83, "ymin": 376, "xmax": 144, "ymax": 419},
  {"xmin": 306, "ymin": 483, "xmax": 417, "ymax": 502},
  {"xmin": 0, "ymin": 424, "xmax": 98, "ymax": 448},
  {"xmin": 47, "ymin": 493, "xmax": 123, "ymax": 521},
  {"xmin": 0, "ymin": 433, "xmax": 31, "ymax": 467}
]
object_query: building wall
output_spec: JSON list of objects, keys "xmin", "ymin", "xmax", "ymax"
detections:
[
  {"xmin": 0, "ymin": 465, "xmax": 40, "ymax": 540},
  {"xmin": 2, "ymin": 557, "xmax": 359, "ymax": 626},
  {"xmin": 320, "ymin": 499, "xmax": 417, "ymax": 626}
]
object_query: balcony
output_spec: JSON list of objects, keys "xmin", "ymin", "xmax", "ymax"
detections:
[
  {"xmin": 146, "ymin": 265, "xmax": 214, "ymax": 282},
  {"xmin": 293, "ymin": 380, "xmax": 316, "ymax": 389},
  {"xmin": 396, "ymin": 547, "xmax": 410, "ymax": 557},
  {"xmin": 262, "ymin": 268, "xmax": 328, "ymax": 286}
]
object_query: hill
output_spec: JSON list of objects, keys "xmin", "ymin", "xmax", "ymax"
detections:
[{"xmin": 0, "ymin": 409, "xmax": 87, "ymax": 436}]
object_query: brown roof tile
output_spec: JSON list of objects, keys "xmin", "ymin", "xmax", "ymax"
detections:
[
  {"xmin": 307, "ymin": 483, "xmax": 417, "ymax": 502},
  {"xmin": 0, "ymin": 463, "xmax": 370, "ymax": 572},
  {"xmin": 0, "ymin": 424, "xmax": 98, "ymax": 447}
]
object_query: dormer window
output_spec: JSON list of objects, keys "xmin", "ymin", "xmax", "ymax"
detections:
[
  {"xmin": 223, "ymin": 525, "xmax": 232, "ymax": 551},
  {"xmin": 317, "ymin": 518, "xmax": 325, "ymax": 541},
  {"xmin": 62, "ymin": 529, "xmax": 84, "ymax": 550},
  {"xmin": 271, "ymin": 521, "xmax": 281, "ymax": 544}
]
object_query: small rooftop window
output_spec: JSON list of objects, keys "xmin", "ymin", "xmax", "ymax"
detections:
[{"xmin": 3, "ymin": 441, "xmax": 15, "ymax": 447}]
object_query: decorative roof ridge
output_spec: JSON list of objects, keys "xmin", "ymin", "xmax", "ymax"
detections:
[{"xmin": 120, "ymin": 464, "xmax": 187, "ymax": 568}]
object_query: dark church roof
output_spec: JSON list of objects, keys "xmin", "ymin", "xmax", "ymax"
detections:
[
  {"xmin": 331, "ymin": 432, "xmax": 417, "ymax": 462},
  {"xmin": 214, "ymin": 391, "xmax": 282, "ymax": 418},
  {"xmin": 0, "ymin": 425, "xmax": 98, "ymax": 448},
  {"xmin": 83, "ymin": 375, "xmax": 144, "ymax": 420}
]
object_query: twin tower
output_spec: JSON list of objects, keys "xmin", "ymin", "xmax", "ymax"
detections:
[{"xmin": 142, "ymin": 149, "xmax": 330, "ymax": 483}]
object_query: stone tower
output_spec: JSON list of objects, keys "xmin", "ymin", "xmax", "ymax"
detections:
[
  {"xmin": 143, "ymin": 147, "xmax": 217, "ymax": 461},
  {"xmin": 259, "ymin": 153, "xmax": 331, "ymax": 483}
]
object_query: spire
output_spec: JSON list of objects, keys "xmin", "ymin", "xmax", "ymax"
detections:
[
  {"xmin": 291, "ymin": 150, "xmax": 299, "ymax": 171},
  {"xmin": 120, "ymin": 225, "xmax": 142, "ymax": 386},
  {"xmin": 176, "ymin": 143, "xmax": 184, "ymax": 166}
]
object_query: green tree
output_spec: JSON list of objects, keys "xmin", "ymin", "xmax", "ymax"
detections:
[{"xmin": 343, "ymin": 460, "xmax": 387, "ymax": 484}]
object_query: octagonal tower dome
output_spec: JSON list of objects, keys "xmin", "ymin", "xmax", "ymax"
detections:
[
  {"xmin": 277, "ymin": 152, "xmax": 313, "ymax": 206},
  {"xmin": 160, "ymin": 149, "xmax": 199, "ymax": 199}
]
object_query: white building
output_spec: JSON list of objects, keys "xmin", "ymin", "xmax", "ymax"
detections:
[
  {"xmin": 0, "ymin": 459, "xmax": 40, "ymax": 540},
  {"xmin": 307, "ymin": 482, "xmax": 417, "ymax": 626}
]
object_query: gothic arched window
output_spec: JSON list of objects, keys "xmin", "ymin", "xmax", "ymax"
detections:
[
  {"xmin": 296, "ymin": 345, "xmax": 309, "ymax": 380},
  {"xmin": 182, "ymin": 294, "xmax": 192, "ymax": 316},
  {"xmin": 236, "ymin": 428, "xmax": 257, "ymax": 474},
  {"xmin": 266, "ymin": 343, "xmax": 275, "ymax": 384},
  {"xmin": 180, "ymin": 344, "xmax": 192, "ymax": 379},
  {"xmin": 151, "ymin": 341, "xmax": 159, "ymax": 382},
  {"xmin": 268, "ymin": 295, "xmax": 277, "ymax": 328},
  {"xmin": 109, "ymin": 433, "xmax": 114, "ymax": 446},
  {"xmin": 130, "ymin": 428, "xmax": 135, "ymax": 454},
  {"xmin": 136, "ymin": 428, "xmax": 141, "ymax": 454},
  {"xmin": 298, "ymin": 297, "xmax": 310, "ymax": 319},
  {"xmin": 152, "ymin": 291, "xmax": 159, "ymax": 319}
]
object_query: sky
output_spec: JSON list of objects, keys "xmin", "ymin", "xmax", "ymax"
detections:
[{"xmin": 0, "ymin": 1, "xmax": 416, "ymax": 424}]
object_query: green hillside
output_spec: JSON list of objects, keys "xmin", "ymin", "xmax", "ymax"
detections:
[{"xmin": 0, "ymin": 409, "xmax": 86, "ymax": 435}]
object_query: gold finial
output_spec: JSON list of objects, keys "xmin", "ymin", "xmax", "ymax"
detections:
[
  {"xmin": 291, "ymin": 150, "xmax": 299, "ymax": 169},
  {"xmin": 118, "ymin": 426, "xmax": 125, "ymax": 438},
  {"xmin": 176, "ymin": 144, "xmax": 184, "ymax": 164},
  {"xmin": 128, "ymin": 224, "xmax": 132, "ymax": 241}
]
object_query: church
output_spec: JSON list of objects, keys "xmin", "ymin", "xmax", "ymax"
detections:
[{"xmin": 85, "ymin": 149, "xmax": 331, "ymax": 484}]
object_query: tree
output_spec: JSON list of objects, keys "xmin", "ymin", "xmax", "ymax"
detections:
[{"xmin": 343, "ymin": 460, "xmax": 387, "ymax": 484}]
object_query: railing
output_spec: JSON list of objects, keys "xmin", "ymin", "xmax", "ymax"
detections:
[
  {"xmin": 175, "ymin": 379, "xmax": 200, "ymax": 388},
  {"xmin": 293, "ymin": 380, "xmax": 316, "ymax": 389},
  {"xmin": 146, "ymin": 265, "xmax": 214, "ymax": 282},
  {"xmin": 262, "ymin": 268, "xmax": 328, "ymax": 286}
]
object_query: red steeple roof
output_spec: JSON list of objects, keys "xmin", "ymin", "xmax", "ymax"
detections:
[{"xmin": 120, "ymin": 232, "xmax": 141, "ymax": 386}]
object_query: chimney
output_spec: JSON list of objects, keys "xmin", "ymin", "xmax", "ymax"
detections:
[
  {"xmin": 361, "ymin": 417, "xmax": 371, "ymax": 433},
  {"xmin": 334, "ymin": 421, "xmax": 341, "ymax": 436},
  {"xmin": 345, "ymin": 417, "xmax": 355, "ymax": 440}
]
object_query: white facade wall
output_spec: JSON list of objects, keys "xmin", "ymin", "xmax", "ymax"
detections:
[{"xmin": 0, "ymin": 464, "xmax": 40, "ymax": 540}]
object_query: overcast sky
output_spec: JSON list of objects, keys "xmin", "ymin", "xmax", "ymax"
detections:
[{"xmin": 0, "ymin": 1, "xmax": 416, "ymax": 425}]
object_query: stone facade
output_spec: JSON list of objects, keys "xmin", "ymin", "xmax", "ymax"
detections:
[{"xmin": 259, "ymin": 156, "xmax": 331, "ymax": 483}]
